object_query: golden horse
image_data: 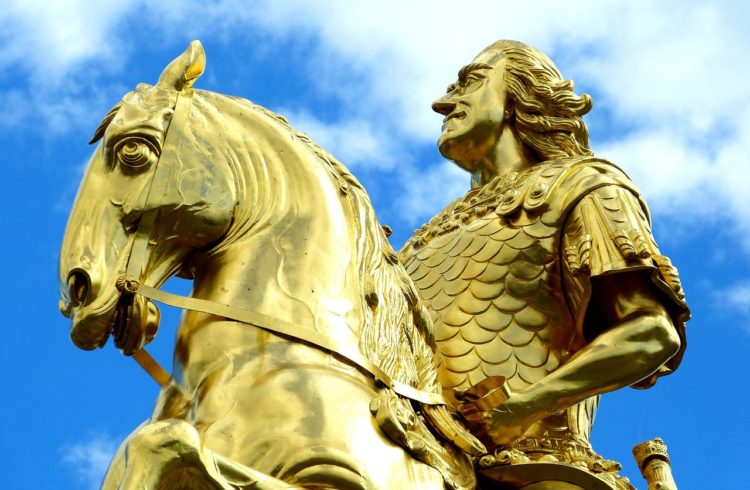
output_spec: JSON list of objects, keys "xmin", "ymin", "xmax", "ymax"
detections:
[{"xmin": 58, "ymin": 41, "xmax": 485, "ymax": 489}]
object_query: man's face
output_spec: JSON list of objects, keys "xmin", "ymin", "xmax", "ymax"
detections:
[{"xmin": 433, "ymin": 50, "xmax": 508, "ymax": 171}]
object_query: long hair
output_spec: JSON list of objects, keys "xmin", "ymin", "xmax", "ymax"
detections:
[{"xmin": 486, "ymin": 40, "xmax": 593, "ymax": 161}]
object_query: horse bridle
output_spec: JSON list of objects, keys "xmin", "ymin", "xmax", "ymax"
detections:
[{"xmin": 115, "ymin": 88, "xmax": 446, "ymax": 406}]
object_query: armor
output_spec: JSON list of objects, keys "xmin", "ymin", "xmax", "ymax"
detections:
[{"xmin": 399, "ymin": 157, "xmax": 689, "ymax": 469}]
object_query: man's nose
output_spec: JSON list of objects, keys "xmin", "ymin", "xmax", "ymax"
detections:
[{"xmin": 432, "ymin": 94, "xmax": 456, "ymax": 116}]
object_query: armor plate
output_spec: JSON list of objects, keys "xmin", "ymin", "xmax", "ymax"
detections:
[{"xmin": 400, "ymin": 157, "xmax": 689, "ymax": 462}]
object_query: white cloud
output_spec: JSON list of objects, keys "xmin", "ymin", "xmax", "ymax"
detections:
[
  {"xmin": 725, "ymin": 284, "xmax": 750, "ymax": 314},
  {"xmin": 0, "ymin": 0, "xmax": 140, "ymax": 83},
  {"xmin": 715, "ymin": 281, "xmax": 750, "ymax": 334},
  {"xmin": 280, "ymin": 109, "xmax": 398, "ymax": 170},
  {"xmin": 576, "ymin": 2, "xmax": 748, "ymax": 130},
  {"xmin": 0, "ymin": 0, "xmax": 142, "ymax": 134},
  {"xmin": 600, "ymin": 112, "xmax": 750, "ymax": 246},
  {"xmin": 395, "ymin": 161, "xmax": 469, "ymax": 223},
  {"xmin": 5, "ymin": 0, "xmax": 750, "ymax": 242},
  {"xmin": 60, "ymin": 433, "xmax": 119, "ymax": 490},
  {"xmin": 176, "ymin": 0, "xmax": 749, "ymax": 241}
]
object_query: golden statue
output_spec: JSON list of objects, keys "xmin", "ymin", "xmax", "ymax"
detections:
[
  {"xmin": 398, "ymin": 40, "xmax": 689, "ymax": 489},
  {"xmin": 58, "ymin": 40, "xmax": 689, "ymax": 490}
]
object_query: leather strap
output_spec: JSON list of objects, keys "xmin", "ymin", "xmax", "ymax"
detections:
[
  {"xmin": 132, "ymin": 349, "xmax": 171, "ymax": 387},
  {"xmin": 125, "ymin": 279, "xmax": 445, "ymax": 406},
  {"xmin": 124, "ymin": 90, "xmax": 194, "ymax": 282}
]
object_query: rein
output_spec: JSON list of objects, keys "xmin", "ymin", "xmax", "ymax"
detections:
[
  {"xmin": 118, "ymin": 276, "xmax": 445, "ymax": 406},
  {"xmin": 119, "ymin": 89, "xmax": 446, "ymax": 407}
]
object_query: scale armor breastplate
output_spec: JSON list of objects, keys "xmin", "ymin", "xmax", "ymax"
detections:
[
  {"xmin": 401, "ymin": 160, "xmax": 590, "ymax": 402},
  {"xmin": 400, "ymin": 157, "xmax": 689, "ymax": 462}
]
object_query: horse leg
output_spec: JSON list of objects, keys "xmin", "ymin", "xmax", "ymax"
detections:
[{"xmin": 100, "ymin": 419, "xmax": 303, "ymax": 490}]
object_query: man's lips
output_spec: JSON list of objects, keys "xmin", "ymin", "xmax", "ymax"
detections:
[
  {"xmin": 442, "ymin": 111, "xmax": 466, "ymax": 130},
  {"xmin": 443, "ymin": 111, "xmax": 466, "ymax": 124}
]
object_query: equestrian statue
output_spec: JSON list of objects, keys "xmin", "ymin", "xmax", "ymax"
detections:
[{"xmin": 59, "ymin": 40, "xmax": 688, "ymax": 490}]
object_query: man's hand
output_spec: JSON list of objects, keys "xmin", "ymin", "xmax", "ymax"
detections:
[{"xmin": 455, "ymin": 378, "xmax": 544, "ymax": 447}]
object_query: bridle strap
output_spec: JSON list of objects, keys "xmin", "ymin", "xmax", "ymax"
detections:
[
  {"xmin": 122, "ymin": 277, "xmax": 446, "ymax": 406},
  {"xmin": 119, "ymin": 89, "xmax": 193, "ymax": 390},
  {"xmin": 124, "ymin": 90, "xmax": 194, "ymax": 282}
]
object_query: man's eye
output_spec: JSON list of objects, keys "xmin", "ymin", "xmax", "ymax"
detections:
[
  {"xmin": 446, "ymin": 83, "xmax": 457, "ymax": 93},
  {"xmin": 114, "ymin": 138, "xmax": 159, "ymax": 170}
]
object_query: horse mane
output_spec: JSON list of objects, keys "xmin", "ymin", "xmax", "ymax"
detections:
[
  {"xmin": 249, "ymin": 103, "xmax": 485, "ymax": 462},
  {"xmin": 190, "ymin": 93, "xmax": 482, "ymax": 461},
  {"xmin": 247, "ymin": 101, "xmax": 439, "ymax": 390}
]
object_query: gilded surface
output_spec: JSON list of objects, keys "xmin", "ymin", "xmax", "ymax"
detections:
[
  {"xmin": 632, "ymin": 438, "xmax": 677, "ymax": 490},
  {"xmin": 58, "ymin": 39, "xmax": 691, "ymax": 490},
  {"xmin": 59, "ymin": 41, "xmax": 481, "ymax": 489},
  {"xmin": 400, "ymin": 40, "xmax": 689, "ymax": 489}
]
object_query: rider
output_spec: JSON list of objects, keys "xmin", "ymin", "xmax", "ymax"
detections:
[{"xmin": 399, "ymin": 40, "xmax": 689, "ymax": 488}]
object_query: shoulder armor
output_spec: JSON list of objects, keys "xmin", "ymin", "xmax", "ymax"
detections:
[
  {"xmin": 401, "ymin": 157, "xmax": 641, "ymax": 258},
  {"xmin": 490, "ymin": 157, "xmax": 642, "ymax": 222},
  {"xmin": 560, "ymin": 181, "xmax": 689, "ymax": 382}
]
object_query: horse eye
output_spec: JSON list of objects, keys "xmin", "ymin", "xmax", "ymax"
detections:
[{"xmin": 115, "ymin": 138, "xmax": 158, "ymax": 170}]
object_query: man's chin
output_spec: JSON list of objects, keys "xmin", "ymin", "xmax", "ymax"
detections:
[{"xmin": 438, "ymin": 137, "xmax": 478, "ymax": 173}]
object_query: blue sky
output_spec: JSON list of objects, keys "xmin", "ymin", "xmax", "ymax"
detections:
[{"xmin": 1, "ymin": 1, "xmax": 748, "ymax": 488}]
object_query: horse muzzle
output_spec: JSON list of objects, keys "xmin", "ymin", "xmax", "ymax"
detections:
[
  {"xmin": 61, "ymin": 272, "xmax": 161, "ymax": 355},
  {"xmin": 60, "ymin": 267, "xmax": 120, "ymax": 350}
]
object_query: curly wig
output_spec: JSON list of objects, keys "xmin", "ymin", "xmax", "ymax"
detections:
[{"xmin": 484, "ymin": 40, "xmax": 593, "ymax": 161}]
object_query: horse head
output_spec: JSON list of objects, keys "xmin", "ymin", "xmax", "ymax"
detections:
[{"xmin": 59, "ymin": 41, "xmax": 235, "ymax": 353}]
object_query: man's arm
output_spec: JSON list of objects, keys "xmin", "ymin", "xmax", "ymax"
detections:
[{"xmin": 458, "ymin": 272, "xmax": 681, "ymax": 446}]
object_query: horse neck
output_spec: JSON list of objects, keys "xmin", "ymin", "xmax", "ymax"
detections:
[{"xmin": 190, "ymin": 127, "xmax": 366, "ymax": 343}]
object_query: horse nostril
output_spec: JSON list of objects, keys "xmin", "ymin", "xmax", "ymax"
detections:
[{"xmin": 67, "ymin": 270, "xmax": 91, "ymax": 306}]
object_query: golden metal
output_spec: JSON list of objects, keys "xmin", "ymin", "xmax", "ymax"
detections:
[
  {"xmin": 58, "ymin": 39, "xmax": 690, "ymax": 490},
  {"xmin": 129, "ymin": 277, "xmax": 446, "ymax": 405},
  {"xmin": 632, "ymin": 438, "xmax": 677, "ymax": 490},
  {"xmin": 131, "ymin": 349, "xmax": 170, "ymax": 387},
  {"xmin": 399, "ymin": 40, "xmax": 690, "ymax": 489},
  {"xmin": 59, "ymin": 41, "xmax": 483, "ymax": 489}
]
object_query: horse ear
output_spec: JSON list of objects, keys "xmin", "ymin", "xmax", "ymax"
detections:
[{"xmin": 156, "ymin": 40, "xmax": 206, "ymax": 91}]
